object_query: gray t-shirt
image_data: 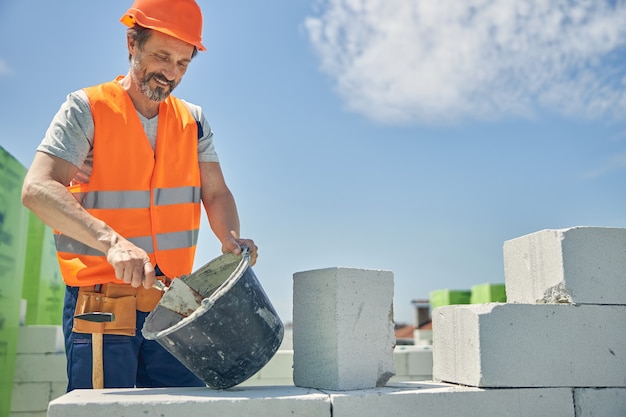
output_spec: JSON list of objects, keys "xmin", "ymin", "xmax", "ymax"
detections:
[{"xmin": 37, "ymin": 88, "xmax": 219, "ymax": 184}]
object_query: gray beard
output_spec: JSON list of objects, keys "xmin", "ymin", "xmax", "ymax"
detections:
[
  {"xmin": 140, "ymin": 82, "xmax": 171, "ymax": 102},
  {"xmin": 131, "ymin": 58, "xmax": 177, "ymax": 102}
]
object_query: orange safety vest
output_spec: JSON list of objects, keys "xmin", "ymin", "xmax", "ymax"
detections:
[{"xmin": 55, "ymin": 79, "xmax": 201, "ymax": 286}]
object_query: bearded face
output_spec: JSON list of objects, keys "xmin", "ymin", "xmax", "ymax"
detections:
[{"xmin": 131, "ymin": 51, "xmax": 180, "ymax": 102}]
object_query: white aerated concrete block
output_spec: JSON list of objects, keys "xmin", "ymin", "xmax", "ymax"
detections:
[
  {"xmin": 390, "ymin": 346, "xmax": 433, "ymax": 382},
  {"xmin": 433, "ymin": 303, "xmax": 626, "ymax": 387},
  {"xmin": 17, "ymin": 325, "xmax": 64, "ymax": 354},
  {"xmin": 239, "ymin": 350, "xmax": 294, "ymax": 386},
  {"xmin": 293, "ymin": 267, "xmax": 395, "ymax": 390},
  {"xmin": 10, "ymin": 382, "xmax": 51, "ymax": 412},
  {"xmin": 330, "ymin": 382, "xmax": 575, "ymax": 417},
  {"xmin": 504, "ymin": 227, "xmax": 626, "ymax": 304},
  {"xmin": 13, "ymin": 353, "xmax": 67, "ymax": 383},
  {"xmin": 47, "ymin": 386, "xmax": 330, "ymax": 417},
  {"xmin": 11, "ymin": 412, "xmax": 47, "ymax": 417},
  {"xmin": 574, "ymin": 388, "xmax": 626, "ymax": 417},
  {"xmin": 11, "ymin": 326, "xmax": 68, "ymax": 416}
]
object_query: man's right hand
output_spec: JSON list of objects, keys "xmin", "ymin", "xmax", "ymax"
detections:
[{"xmin": 106, "ymin": 238, "xmax": 156, "ymax": 288}]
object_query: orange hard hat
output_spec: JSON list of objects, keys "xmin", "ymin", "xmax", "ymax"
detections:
[{"xmin": 120, "ymin": 0, "xmax": 206, "ymax": 51}]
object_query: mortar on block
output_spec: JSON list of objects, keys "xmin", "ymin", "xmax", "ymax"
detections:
[{"xmin": 142, "ymin": 248, "xmax": 284, "ymax": 389}]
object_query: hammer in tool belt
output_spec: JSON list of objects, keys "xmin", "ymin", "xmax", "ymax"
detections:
[{"xmin": 74, "ymin": 312, "xmax": 115, "ymax": 389}]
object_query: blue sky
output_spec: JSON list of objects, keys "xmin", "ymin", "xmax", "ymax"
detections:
[{"xmin": 1, "ymin": 0, "xmax": 626, "ymax": 325}]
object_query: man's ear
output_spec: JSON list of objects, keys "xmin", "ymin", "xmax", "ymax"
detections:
[{"xmin": 127, "ymin": 34, "xmax": 136, "ymax": 56}]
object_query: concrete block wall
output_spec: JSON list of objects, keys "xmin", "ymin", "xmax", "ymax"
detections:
[
  {"xmin": 433, "ymin": 226, "xmax": 626, "ymax": 414},
  {"xmin": 47, "ymin": 383, "xmax": 583, "ymax": 417},
  {"xmin": 238, "ymin": 350, "xmax": 295, "ymax": 387},
  {"xmin": 30, "ymin": 226, "xmax": 626, "ymax": 415},
  {"xmin": 239, "ymin": 346, "xmax": 434, "ymax": 387},
  {"xmin": 10, "ymin": 327, "xmax": 434, "ymax": 407},
  {"xmin": 10, "ymin": 326, "xmax": 67, "ymax": 417}
]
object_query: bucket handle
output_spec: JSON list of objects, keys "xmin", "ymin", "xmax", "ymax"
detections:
[{"xmin": 239, "ymin": 244, "xmax": 250, "ymax": 261}]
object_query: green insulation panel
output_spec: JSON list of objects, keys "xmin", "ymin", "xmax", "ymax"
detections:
[
  {"xmin": 0, "ymin": 146, "xmax": 29, "ymax": 417},
  {"xmin": 429, "ymin": 289, "xmax": 471, "ymax": 311}
]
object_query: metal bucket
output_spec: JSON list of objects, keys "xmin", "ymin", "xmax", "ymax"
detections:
[{"xmin": 142, "ymin": 249, "xmax": 284, "ymax": 389}]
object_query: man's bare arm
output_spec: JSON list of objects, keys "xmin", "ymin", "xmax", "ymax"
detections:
[
  {"xmin": 200, "ymin": 161, "xmax": 257, "ymax": 265},
  {"xmin": 21, "ymin": 151, "xmax": 155, "ymax": 287}
]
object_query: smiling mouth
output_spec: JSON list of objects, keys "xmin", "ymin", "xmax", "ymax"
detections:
[
  {"xmin": 149, "ymin": 73, "xmax": 173, "ymax": 89},
  {"xmin": 154, "ymin": 77, "xmax": 171, "ymax": 88}
]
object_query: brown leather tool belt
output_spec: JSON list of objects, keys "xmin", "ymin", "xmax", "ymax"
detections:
[{"xmin": 73, "ymin": 281, "xmax": 165, "ymax": 336}]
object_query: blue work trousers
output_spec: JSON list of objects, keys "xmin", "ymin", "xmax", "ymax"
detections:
[{"xmin": 62, "ymin": 286, "xmax": 205, "ymax": 391}]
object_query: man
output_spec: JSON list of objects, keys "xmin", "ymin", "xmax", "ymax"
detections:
[{"xmin": 21, "ymin": 0, "xmax": 257, "ymax": 390}]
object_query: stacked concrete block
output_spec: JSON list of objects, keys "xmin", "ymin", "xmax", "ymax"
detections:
[
  {"xmin": 292, "ymin": 267, "xmax": 395, "ymax": 390},
  {"xmin": 224, "ymin": 346, "xmax": 435, "ymax": 387},
  {"xmin": 433, "ymin": 303, "xmax": 626, "ymax": 387},
  {"xmin": 389, "ymin": 346, "xmax": 432, "ymax": 382},
  {"xmin": 433, "ymin": 226, "xmax": 626, "ymax": 412},
  {"xmin": 574, "ymin": 388, "xmax": 626, "ymax": 417},
  {"xmin": 413, "ymin": 328, "xmax": 433, "ymax": 346},
  {"xmin": 48, "ymin": 386, "xmax": 331, "ymax": 417},
  {"xmin": 239, "ymin": 350, "xmax": 295, "ymax": 387},
  {"xmin": 503, "ymin": 226, "xmax": 626, "ymax": 304},
  {"xmin": 11, "ymin": 325, "xmax": 67, "ymax": 417},
  {"xmin": 329, "ymin": 382, "xmax": 575, "ymax": 417}
]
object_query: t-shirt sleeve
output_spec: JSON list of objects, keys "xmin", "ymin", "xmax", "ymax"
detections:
[
  {"xmin": 181, "ymin": 100, "xmax": 220, "ymax": 163},
  {"xmin": 37, "ymin": 90, "xmax": 94, "ymax": 169}
]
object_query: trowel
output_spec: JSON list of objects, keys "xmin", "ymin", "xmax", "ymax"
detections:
[{"xmin": 152, "ymin": 276, "xmax": 205, "ymax": 317}]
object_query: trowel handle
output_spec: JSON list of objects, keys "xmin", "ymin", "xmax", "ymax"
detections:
[{"xmin": 152, "ymin": 279, "xmax": 167, "ymax": 292}]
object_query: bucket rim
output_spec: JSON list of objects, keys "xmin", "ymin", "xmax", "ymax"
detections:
[{"xmin": 142, "ymin": 247, "xmax": 250, "ymax": 340}]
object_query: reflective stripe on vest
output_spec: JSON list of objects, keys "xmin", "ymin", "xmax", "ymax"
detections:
[
  {"xmin": 76, "ymin": 186, "xmax": 201, "ymax": 209},
  {"xmin": 55, "ymin": 78, "xmax": 201, "ymax": 286},
  {"xmin": 55, "ymin": 228, "xmax": 200, "ymax": 256}
]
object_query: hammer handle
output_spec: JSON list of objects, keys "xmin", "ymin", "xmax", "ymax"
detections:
[{"xmin": 92, "ymin": 333, "xmax": 104, "ymax": 389}]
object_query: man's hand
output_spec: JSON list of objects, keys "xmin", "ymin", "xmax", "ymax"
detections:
[
  {"xmin": 222, "ymin": 230, "xmax": 258, "ymax": 266},
  {"xmin": 106, "ymin": 238, "xmax": 156, "ymax": 288}
]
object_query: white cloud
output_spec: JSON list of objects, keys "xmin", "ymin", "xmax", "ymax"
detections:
[
  {"xmin": 305, "ymin": 0, "xmax": 626, "ymax": 124},
  {"xmin": 0, "ymin": 58, "xmax": 12, "ymax": 77}
]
